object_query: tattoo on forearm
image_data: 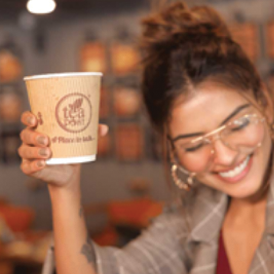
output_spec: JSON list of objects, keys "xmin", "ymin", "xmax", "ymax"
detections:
[{"xmin": 80, "ymin": 234, "xmax": 94, "ymax": 264}]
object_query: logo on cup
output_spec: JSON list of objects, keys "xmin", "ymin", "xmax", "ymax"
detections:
[{"xmin": 55, "ymin": 93, "xmax": 92, "ymax": 133}]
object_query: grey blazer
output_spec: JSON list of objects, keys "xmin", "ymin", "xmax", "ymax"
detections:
[{"xmin": 42, "ymin": 178, "xmax": 274, "ymax": 274}]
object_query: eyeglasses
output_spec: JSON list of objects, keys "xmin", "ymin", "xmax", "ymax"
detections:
[{"xmin": 171, "ymin": 113, "xmax": 266, "ymax": 173}]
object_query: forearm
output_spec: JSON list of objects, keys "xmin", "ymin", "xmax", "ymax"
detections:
[{"xmin": 48, "ymin": 183, "xmax": 97, "ymax": 274}]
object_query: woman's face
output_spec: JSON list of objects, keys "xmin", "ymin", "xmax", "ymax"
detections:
[{"xmin": 168, "ymin": 81, "xmax": 273, "ymax": 200}]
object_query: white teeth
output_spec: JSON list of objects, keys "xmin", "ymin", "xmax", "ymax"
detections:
[{"xmin": 219, "ymin": 156, "xmax": 250, "ymax": 178}]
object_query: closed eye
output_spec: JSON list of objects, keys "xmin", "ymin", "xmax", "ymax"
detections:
[
  {"xmin": 184, "ymin": 142, "xmax": 204, "ymax": 152},
  {"xmin": 231, "ymin": 118, "xmax": 250, "ymax": 131}
]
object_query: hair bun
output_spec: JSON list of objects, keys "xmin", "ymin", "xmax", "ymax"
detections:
[{"xmin": 141, "ymin": 2, "xmax": 232, "ymax": 52}]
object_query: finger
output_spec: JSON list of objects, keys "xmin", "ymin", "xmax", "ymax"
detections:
[
  {"xmin": 98, "ymin": 124, "xmax": 109, "ymax": 137},
  {"xmin": 20, "ymin": 128, "xmax": 49, "ymax": 147},
  {"xmin": 20, "ymin": 159, "xmax": 46, "ymax": 175},
  {"xmin": 18, "ymin": 144, "xmax": 51, "ymax": 160},
  {"xmin": 21, "ymin": 111, "xmax": 37, "ymax": 128}
]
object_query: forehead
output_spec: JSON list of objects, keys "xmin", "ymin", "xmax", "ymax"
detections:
[{"xmin": 169, "ymin": 83, "xmax": 254, "ymax": 135}]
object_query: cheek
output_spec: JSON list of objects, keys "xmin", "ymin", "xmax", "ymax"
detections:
[
  {"xmin": 258, "ymin": 123, "xmax": 272, "ymax": 167},
  {"xmin": 177, "ymin": 154, "xmax": 206, "ymax": 173},
  {"xmin": 261, "ymin": 130, "xmax": 272, "ymax": 172}
]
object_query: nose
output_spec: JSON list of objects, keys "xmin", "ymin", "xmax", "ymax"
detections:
[{"xmin": 211, "ymin": 139, "xmax": 238, "ymax": 166}]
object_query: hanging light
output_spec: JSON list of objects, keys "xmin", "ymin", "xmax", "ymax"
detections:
[{"xmin": 26, "ymin": 0, "xmax": 57, "ymax": 14}]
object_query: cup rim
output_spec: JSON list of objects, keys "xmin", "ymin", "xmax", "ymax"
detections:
[
  {"xmin": 24, "ymin": 72, "xmax": 103, "ymax": 81},
  {"xmin": 46, "ymin": 155, "xmax": 96, "ymax": 165}
]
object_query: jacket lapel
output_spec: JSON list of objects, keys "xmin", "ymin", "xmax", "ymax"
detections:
[
  {"xmin": 189, "ymin": 241, "xmax": 219, "ymax": 274},
  {"xmin": 183, "ymin": 184, "xmax": 228, "ymax": 273},
  {"xmin": 248, "ymin": 235, "xmax": 274, "ymax": 274},
  {"xmin": 248, "ymin": 178, "xmax": 274, "ymax": 274}
]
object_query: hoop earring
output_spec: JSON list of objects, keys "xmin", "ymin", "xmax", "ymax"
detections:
[{"xmin": 171, "ymin": 163, "xmax": 195, "ymax": 191}]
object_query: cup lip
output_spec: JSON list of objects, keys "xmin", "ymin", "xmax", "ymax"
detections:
[
  {"xmin": 46, "ymin": 155, "xmax": 96, "ymax": 165},
  {"xmin": 24, "ymin": 72, "xmax": 103, "ymax": 81}
]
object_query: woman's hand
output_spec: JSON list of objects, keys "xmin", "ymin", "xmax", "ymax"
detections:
[{"xmin": 18, "ymin": 111, "xmax": 108, "ymax": 189}]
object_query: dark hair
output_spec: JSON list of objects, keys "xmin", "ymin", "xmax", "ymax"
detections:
[{"xmin": 140, "ymin": 1, "xmax": 264, "ymax": 134}]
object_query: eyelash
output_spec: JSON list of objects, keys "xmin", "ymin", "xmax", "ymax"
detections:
[
  {"xmin": 184, "ymin": 143, "xmax": 204, "ymax": 152},
  {"xmin": 231, "ymin": 119, "xmax": 249, "ymax": 131}
]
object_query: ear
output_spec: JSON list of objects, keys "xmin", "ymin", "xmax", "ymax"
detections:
[{"xmin": 260, "ymin": 84, "xmax": 274, "ymax": 125}]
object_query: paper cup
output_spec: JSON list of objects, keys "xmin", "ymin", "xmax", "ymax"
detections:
[{"xmin": 24, "ymin": 72, "xmax": 102, "ymax": 165}]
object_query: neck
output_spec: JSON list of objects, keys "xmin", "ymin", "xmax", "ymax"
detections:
[
  {"xmin": 226, "ymin": 189, "xmax": 268, "ymax": 227},
  {"xmin": 230, "ymin": 191, "xmax": 267, "ymax": 212}
]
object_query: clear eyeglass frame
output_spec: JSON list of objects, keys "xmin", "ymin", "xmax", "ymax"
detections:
[
  {"xmin": 182, "ymin": 113, "xmax": 265, "ymax": 149},
  {"xmin": 170, "ymin": 112, "xmax": 266, "ymax": 174}
]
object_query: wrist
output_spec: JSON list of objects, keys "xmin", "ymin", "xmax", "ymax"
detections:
[
  {"xmin": 48, "ymin": 183, "xmax": 81, "ymax": 205},
  {"xmin": 48, "ymin": 164, "xmax": 81, "ymax": 194}
]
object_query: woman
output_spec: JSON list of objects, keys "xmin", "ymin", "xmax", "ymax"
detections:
[{"xmin": 19, "ymin": 2, "xmax": 274, "ymax": 274}]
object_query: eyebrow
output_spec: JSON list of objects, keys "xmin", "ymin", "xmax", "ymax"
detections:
[{"xmin": 171, "ymin": 103, "xmax": 250, "ymax": 142}]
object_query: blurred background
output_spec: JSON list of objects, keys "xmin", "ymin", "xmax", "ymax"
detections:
[{"xmin": 0, "ymin": 0, "xmax": 273, "ymax": 273}]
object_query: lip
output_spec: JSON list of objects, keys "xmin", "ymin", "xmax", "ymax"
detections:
[{"xmin": 215, "ymin": 154, "xmax": 253, "ymax": 183}]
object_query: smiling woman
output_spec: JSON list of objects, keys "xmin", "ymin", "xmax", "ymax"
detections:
[{"xmin": 18, "ymin": 1, "xmax": 274, "ymax": 274}]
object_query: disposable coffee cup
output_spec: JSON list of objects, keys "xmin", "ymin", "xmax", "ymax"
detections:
[{"xmin": 24, "ymin": 72, "xmax": 102, "ymax": 165}]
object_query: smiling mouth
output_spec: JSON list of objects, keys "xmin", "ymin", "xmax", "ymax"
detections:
[
  {"xmin": 218, "ymin": 155, "xmax": 250, "ymax": 178},
  {"xmin": 213, "ymin": 154, "xmax": 253, "ymax": 183}
]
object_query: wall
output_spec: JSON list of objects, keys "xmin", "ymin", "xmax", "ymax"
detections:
[{"xmin": 0, "ymin": 7, "xmax": 171, "ymax": 231}]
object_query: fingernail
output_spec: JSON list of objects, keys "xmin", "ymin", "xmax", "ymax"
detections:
[
  {"xmin": 27, "ymin": 116, "xmax": 34, "ymax": 126},
  {"xmin": 37, "ymin": 136, "xmax": 46, "ymax": 146},
  {"xmin": 39, "ymin": 149, "xmax": 49, "ymax": 157},
  {"xmin": 37, "ymin": 161, "xmax": 45, "ymax": 168}
]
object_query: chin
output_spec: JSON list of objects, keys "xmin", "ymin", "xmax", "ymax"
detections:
[{"xmin": 225, "ymin": 181, "xmax": 263, "ymax": 199}]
